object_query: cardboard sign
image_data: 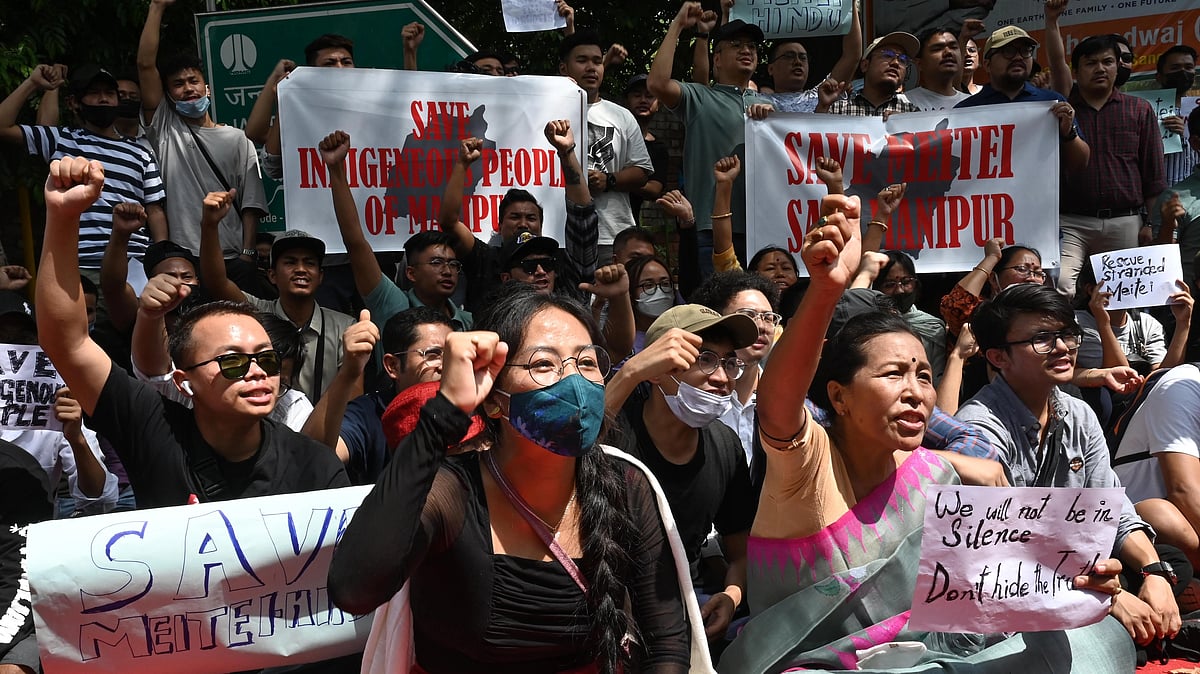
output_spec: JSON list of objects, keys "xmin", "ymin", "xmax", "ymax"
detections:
[
  {"xmin": 909, "ymin": 485, "xmax": 1121, "ymax": 634},
  {"xmin": 29, "ymin": 487, "xmax": 375, "ymax": 673},
  {"xmin": 0, "ymin": 345, "xmax": 64, "ymax": 432},
  {"xmin": 731, "ymin": 0, "xmax": 854, "ymax": 39},
  {"xmin": 278, "ymin": 67, "xmax": 587, "ymax": 252},
  {"xmin": 1128, "ymin": 88, "xmax": 1183, "ymax": 155},
  {"xmin": 745, "ymin": 102, "xmax": 1061, "ymax": 273},
  {"xmin": 1090, "ymin": 244, "xmax": 1185, "ymax": 311},
  {"xmin": 500, "ymin": 0, "xmax": 566, "ymax": 32}
]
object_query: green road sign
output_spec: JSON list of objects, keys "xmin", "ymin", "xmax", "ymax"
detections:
[{"xmin": 196, "ymin": 0, "xmax": 476, "ymax": 230}]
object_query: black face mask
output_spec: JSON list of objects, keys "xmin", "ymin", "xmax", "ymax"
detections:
[
  {"xmin": 891, "ymin": 290, "xmax": 918, "ymax": 313},
  {"xmin": 1163, "ymin": 71, "xmax": 1196, "ymax": 94},
  {"xmin": 117, "ymin": 99, "xmax": 141, "ymax": 120},
  {"xmin": 78, "ymin": 104, "xmax": 119, "ymax": 128},
  {"xmin": 1115, "ymin": 64, "xmax": 1132, "ymax": 88}
]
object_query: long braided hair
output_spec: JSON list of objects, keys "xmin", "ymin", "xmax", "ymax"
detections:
[{"xmin": 476, "ymin": 282, "xmax": 637, "ymax": 673}]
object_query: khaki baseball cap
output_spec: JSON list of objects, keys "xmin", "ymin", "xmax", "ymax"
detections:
[
  {"xmin": 645, "ymin": 304, "xmax": 758, "ymax": 349},
  {"xmin": 984, "ymin": 26, "xmax": 1039, "ymax": 55}
]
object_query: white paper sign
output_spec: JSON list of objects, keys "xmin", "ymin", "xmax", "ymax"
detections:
[
  {"xmin": 730, "ymin": 0, "xmax": 854, "ymax": 39},
  {"xmin": 745, "ymin": 103, "xmax": 1061, "ymax": 274},
  {"xmin": 500, "ymin": 0, "xmax": 566, "ymax": 33},
  {"xmin": 29, "ymin": 486, "xmax": 375, "ymax": 673},
  {"xmin": 1180, "ymin": 96, "xmax": 1200, "ymax": 124},
  {"xmin": 278, "ymin": 68, "xmax": 587, "ymax": 252},
  {"xmin": 1128, "ymin": 88, "xmax": 1183, "ymax": 155},
  {"xmin": 1089, "ymin": 244, "xmax": 1185, "ymax": 311},
  {"xmin": 0, "ymin": 344, "xmax": 64, "ymax": 432},
  {"xmin": 909, "ymin": 486, "xmax": 1121, "ymax": 634}
]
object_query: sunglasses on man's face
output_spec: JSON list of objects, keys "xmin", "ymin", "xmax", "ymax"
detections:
[
  {"xmin": 182, "ymin": 350, "xmax": 282, "ymax": 380},
  {"xmin": 517, "ymin": 257, "xmax": 556, "ymax": 274}
]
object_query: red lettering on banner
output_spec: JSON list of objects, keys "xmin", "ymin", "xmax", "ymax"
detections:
[
  {"xmin": 785, "ymin": 199, "xmax": 821, "ymax": 252},
  {"xmin": 888, "ymin": 194, "xmax": 1016, "ymax": 250},
  {"xmin": 298, "ymin": 148, "xmax": 326, "ymax": 189},
  {"xmin": 785, "ymin": 133, "xmax": 806, "ymax": 185},
  {"xmin": 364, "ymin": 196, "xmax": 385, "ymax": 235},
  {"xmin": 952, "ymin": 127, "xmax": 980, "ymax": 180},
  {"xmin": 410, "ymin": 101, "xmax": 473, "ymax": 141},
  {"xmin": 913, "ymin": 128, "xmax": 955, "ymax": 183}
]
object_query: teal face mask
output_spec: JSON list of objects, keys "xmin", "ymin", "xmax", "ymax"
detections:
[{"xmin": 497, "ymin": 374, "xmax": 605, "ymax": 457}]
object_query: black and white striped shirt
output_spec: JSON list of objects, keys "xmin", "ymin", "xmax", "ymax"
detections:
[{"xmin": 21, "ymin": 125, "xmax": 166, "ymax": 268}]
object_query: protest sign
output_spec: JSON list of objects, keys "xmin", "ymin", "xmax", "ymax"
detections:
[
  {"xmin": 731, "ymin": 0, "xmax": 854, "ymax": 39},
  {"xmin": 0, "ymin": 344, "xmax": 64, "ymax": 432},
  {"xmin": 1089, "ymin": 244, "xmax": 1185, "ymax": 311},
  {"xmin": 277, "ymin": 68, "xmax": 587, "ymax": 252},
  {"xmin": 909, "ymin": 485, "xmax": 1121, "ymax": 634},
  {"xmin": 1128, "ymin": 88, "xmax": 1184, "ymax": 154},
  {"xmin": 869, "ymin": 0, "xmax": 1200, "ymax": 79},
  {"xmin": 501, "ymin": 0, "xmax": 567, "ymax": 32},
  {"xmin": 745, "ymin": 102, "xmax": 1060, "ymax": 273},
  {"xmin": 1182, "ymin": 96, "xmax": 1200, "ymax": 124},
  {"xmin": 196, "ymin": 0, "xmax": 475, "ymax": 230},
  {"xmin": 29, "ymin": 486, "xmax": 375, "ymax": 673}
]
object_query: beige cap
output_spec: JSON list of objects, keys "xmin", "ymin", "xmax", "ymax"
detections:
[
  {"xmin": 862, "ymin": 32, "xmax": 920, "ymax": 60},
  {"xmin": 984, "ymin": 26, "xmax": 1039, "ymax": 55},
  {"xmin": 645, "ymin": 304, "xmax": 758, "ymax": 349}
]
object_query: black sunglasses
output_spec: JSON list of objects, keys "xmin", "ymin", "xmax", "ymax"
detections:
[
  {"xmin": 517, "ymin": 257, "xmax": 556, "ymax": 274},
  {"xmin": 181, "ymin": 350, "xmax": 282, "ymax": 380}
]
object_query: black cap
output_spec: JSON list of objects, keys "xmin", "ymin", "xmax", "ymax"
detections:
[
  {"xmin": 271, "ymin": 230, "xmax": 326, "ymax": 266},
  {"xmin": 826, "ymin": 289, "xmax": 896, "ymax": 339},
  {"xmin": 142, "ymin": 240, "xmax": 198, "ymax": 277},
  {"xmin": 712, "ymin": 19, "xmax": 765, "ymax": 49},
  {"xmin": 68, "ymin": 64, "xmax": 119, "ymax": 97},
  {"xmin": 624, "ymin": 73, "xmax": 649, "ymax": 95},
  {"xmin": 0, "ymin": 291, "xmax": 33, "ymax": 323},
  {"xmin": 501, "ymin": 231, "xmax": 559, "ymax": 270}
]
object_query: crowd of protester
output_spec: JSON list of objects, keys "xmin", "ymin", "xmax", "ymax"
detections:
[{"xmin": 3, "ymin": 0, "xmax": 1200, "ymax": 672}]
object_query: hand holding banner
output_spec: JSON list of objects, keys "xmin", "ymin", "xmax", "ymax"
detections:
[{"xmin": 1090, "ymin": 244, "xmax": 1185, "ymax": 311}]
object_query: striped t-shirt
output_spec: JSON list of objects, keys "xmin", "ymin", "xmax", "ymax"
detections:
[{"xmin": 21, "ymin": 125, "xmax": 165, "ymax": 268}]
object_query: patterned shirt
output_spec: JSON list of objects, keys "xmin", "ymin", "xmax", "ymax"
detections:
[
  {"xmin": 1063, "ymin": 90, "xmax": 1166, "ymax": 214},
  {"xmin": 21, "ymin": 125, "xmax": 165, "ymax": 268},
  {"xmin": 828, "ymin": 88, "xmax": 918, "ymax": 117}
]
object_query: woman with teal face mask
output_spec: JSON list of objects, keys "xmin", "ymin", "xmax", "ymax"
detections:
[{"xmin": 330, "ymin": 282, "xmax": 714, "ymax": 674}]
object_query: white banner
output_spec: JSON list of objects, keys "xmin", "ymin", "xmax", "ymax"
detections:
[
  {"xmin": 746, "ymin": 103, "xmax": 1061, "ymax": 274},
  {"xmin": 0, "ymin": 344, "xmax": 64, "ymax": 432},
  {"xmin": 730, "ymin": 0, "xmax": 854, "ymax": 39},
  {"xmin": 278, "ymin": 67, "xmax": 587, "ymax": 252},
  {"xmin": 30, "ymin": 486, "xmax": 375, "ymax": 673}
]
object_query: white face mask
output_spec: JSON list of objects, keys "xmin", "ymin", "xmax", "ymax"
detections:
[
  {"xmin": 660, "ymin": 376, "xmax": 732, "ymax": 428},
  {"xmin": 636, "ymin": 287, "xmax": 673, "ymax": 317}
]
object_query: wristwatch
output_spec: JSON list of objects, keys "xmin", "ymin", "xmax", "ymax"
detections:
[
  {"xmin": 1142, "ymin": 561, "xmax": 1178, "ymax": 585},
  {"xmin": 604, "ymin": 172, "xmax": 616, "ymax": 192}
]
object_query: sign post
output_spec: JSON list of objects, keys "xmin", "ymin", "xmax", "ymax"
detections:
[{"xmin": 196, "ymin": 0, "xmax": 476, "ymax": 230}]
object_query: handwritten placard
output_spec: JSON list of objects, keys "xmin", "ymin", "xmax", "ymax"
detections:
[
  {"xmin": 500, "ymin": 0, "xmax": 566, "ymax": 33},
  {"xmin": 1129, "ymin": 88, "xmax": 1183, "ymax": 155},
  {"xmin": 1089, "ymin": 244, "xmax": 1184, "ymax": 311},
  {"xmin": 0, "ymin": 343, "xmax": 64, "ymax": 432},
  {"xmin": 730, "ymin": 0, "xmax": 854, "ymax": 40},
  {"xmin": 28, "ymin": 486, "xmax": 375, "ymax": 673},
  {"xmin": 909, "ymin": 486, "xmax": 1121, "ymax": 634}
]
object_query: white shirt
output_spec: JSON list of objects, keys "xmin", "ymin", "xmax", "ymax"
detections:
[{"xmin": 1113, "ymin": 364, "xmax": 1200, "ymax": 503}]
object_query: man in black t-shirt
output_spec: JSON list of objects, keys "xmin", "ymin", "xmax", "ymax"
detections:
[
  {"xmin": 36, "ymin": 156, "xmax": 348, "ymax": 510},
  {"xmin": 604, "ymin": 304, "xmax": 757, "ymax": 644}
]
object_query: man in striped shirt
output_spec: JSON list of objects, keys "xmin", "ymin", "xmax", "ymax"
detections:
[{"xmin": 0, "ymin": 64, "xmax": 167, "ymax": 280}]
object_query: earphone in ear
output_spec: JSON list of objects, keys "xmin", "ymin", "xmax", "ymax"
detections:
[{"xmin": 181, "ymin": 380, "xmax": 194, "ymax": 396}]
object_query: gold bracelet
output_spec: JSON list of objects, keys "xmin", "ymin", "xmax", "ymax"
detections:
[
  {"xmin": 711, "ymin": 212, "xmax": 733, "ymax": 219},
  {"xmin": 973, "ymin": 265, "xmax": 992, "ymax": 274},
  {"xmin": 868, "ymin": 220, "xmax": 888, "ymax": 231}
]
